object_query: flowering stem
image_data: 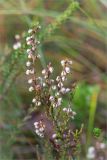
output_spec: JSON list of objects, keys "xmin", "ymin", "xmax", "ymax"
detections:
[
  {"xmin": 50, "ymin": 106, "xmax": 62, "ymax": 136},
  {"xmin": 39, "ymin": 0, "xmax": 79, "ymax": 41}
]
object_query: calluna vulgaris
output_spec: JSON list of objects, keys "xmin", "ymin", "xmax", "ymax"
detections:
[{"xmin": 24, "ymin": 24, "xmax": 82, "ymax": 159}]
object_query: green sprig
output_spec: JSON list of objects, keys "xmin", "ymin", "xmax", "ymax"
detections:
[
  {"xmin": 39, "ymin": 0, "xmax": 79, "ymax": 41},
  {"xmin": 93, "ymin": 127, "xmax": 101, "ymax": 138}
]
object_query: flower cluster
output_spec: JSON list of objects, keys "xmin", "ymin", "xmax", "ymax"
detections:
[
  {"xmin": 34, "ymin": 120, "xmax": 45, "ymax": 138},
  {"xmin": 87, "ymin": 146, "xmax": 96, "ymax": 159},
  {"xmin": 87, "ymin": 142, "xmax": 107, "ymax": 159},
  {"xmin": 25, "ymin": 25, "xmax": 79, "ymax": 158},
  {"xmin": 25, "ymin": 25, "xmax": 42, "ymax": 107},
  {"xmin": 13, "ymin": 34, "xmax": 21, "ymax": 50},
  {"xmin": 25, "ymin": 26, "xmax": 74, "ymax": 110},
  {"xmin": 63, "ymin": 107, "xmax": 76, "ymax": 119},
  {"xmin": 56, "ymin": 60, "xmax": 72, "ymax": 94}
]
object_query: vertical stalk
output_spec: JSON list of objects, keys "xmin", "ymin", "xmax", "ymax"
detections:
[{"xmin": 87, "ymin": 85, "xmax": 100, "ymax": 148}]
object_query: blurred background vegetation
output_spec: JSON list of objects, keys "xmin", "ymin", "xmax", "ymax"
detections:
[{"xmin": 0, "ymin": 0, "xmax": 107, "ymax": 159}]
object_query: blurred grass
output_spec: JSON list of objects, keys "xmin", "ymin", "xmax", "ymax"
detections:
[
  {"xmin": 87, "ymin": 85, "xmax": 100, "ymax": 148},
  {"xmin": 0, "ymin": 0, "xmax": 107, "ymax": 159}
]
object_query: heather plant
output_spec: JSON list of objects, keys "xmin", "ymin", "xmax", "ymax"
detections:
[
  {"xmin": 23, "ymin": 24, "xmax": 83, "ymax": 160},
  {"xmin": 0, "ymin": 0, "xmax": 107, "ymax": 160},
  {"xmin": 0, "ymin": 0, "xmax": 79, "ymax": 98},
  {"xmin": 0, "ymin": 1, "xmax": 82, "ymax": 159}
]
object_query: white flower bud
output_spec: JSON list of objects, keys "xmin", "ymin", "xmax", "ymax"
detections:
[
  {"xmin": 30, "ymin": 69, "xmax": 34, "ymax": 74},
  {"xmin": 44, "ymin": 75, "xmax": 48, "ymax": 79},
  {"xmin": 28, "ymin": 29, "xmax": 33, "ymax": 34},
  {"xmin": 63, "ymin": 108, "xmax": 67, "ymax": 112},
  {"xmin": 35, "ymin": 129, "xmax": 40, "ymax": 135},
  {"xmin": 17, "ymin": 42, "xmax": 21, "ymax": 48},
  {"xmin": 100, "ymin": 143, "xmax": 106, "ymax": 149},
  {"xmin": 49, "ymin": 67, "xmax": 53, "ymax": 73},
  {"xmin": 61, "ymin": 71, "xmax": 66, "ymax": 76},
  {"xmin": 39, "ymin": 133, "xmax": 44, "ymax": 138},
  {"xmin": 28, "ymin": 79, "xmax": 33, "ymax": 84},
  {"xmin": 39, "ymin": 127, "xmax": 44, "ymax": 132},
  {"xmin": 53, "ymin": 103, "xmax": 58, "ymax": 108},
  {"xmin": 29, "ymin": 86, "xmax": 34, "ymax": 92},
  {"xmin": 51, "ymin": 79, "xmax": 54, "ymax": 83},
  {"xmin": 26, "ymin": 70, "xmax": 30, "ymax": 75},
  {"xmin": 87, "ymin": 146, "xmax": 95, "ymax": 159},
  {"xmin": 72, "ymin": 111, "xmax": 76, "ymax": 116},
  {"xmin": 42, "ymin": 69, "xmax": 46, "ymax": 75},
  {"xmin": 37, "ymin": 54, "xmax": 41, "ymax": 58},
  {"xmin": 67, "ymin": 108, "xmax": 72, "ymax": 113},
  {"xmin": 62, "ymin": 76, "xmax": 66, "ymax": 81},
  {"xmin": 61, "ymin": 60, "xmax": 65, "ymax": 66},
  {"xmin": 52, "ymin": 85, "xmax": 56, "ymax": 90},
  {"xmin": 49, "ymin": 96, "xmax": 54, "ymax": 102},
  {"xmin": 66, "ymin": 88, "xmax": 71, "ymax": 93},
  {"xmin": 37, "ymin": 41, "xmax": 40, "ymax": 44},
  {"xmin": 57, "ymin": 98, "xmax": 62, "ymax": 106},
  {"xmin": 32, "ymin": 98, "xmax": 36, "ymax": 103},
  {"xmin": 60, "ymin": 87, "xmax": 66, "ymax": 94},
  {"xmin": 38, "ymin": 77, "xmax": 42, "ymax": 80},
  {"xmin": 15, "ymin": 34, "xmax": 20, "ymax": 39},
  {"xmin": 27, "ymin": 49, "xmax": 31, "ymax": 54},
  {"xmin": 37, "ymin": 101, "xmax": 41, "ymax": 106},
  {"xmin": 58, "ymin": 82, "xmax": 63, "ymax": 88},
  {"xmin": 55, "ymin": 92, "xmax": 60, "ymax": 96},
  {"xmin": 13, "ymin": 42, "xmax": 21, "ymax": 50},
  {"xmin": 26, "ymin": 37, "xmax": 31, "ymax": 42},
  {"xmin": 38, "ymin": 26, "xmax": 41, "ymax": 29},
  {"xmin": 28, "ymin": 54, "xmax": 32, "ymax": 59},
  {"xmin": 34, "ymin": 122, "xmax": 38, "ymax": 128},
  {"xmin": 58, "ymin": 98, "xmax": 62, "ymax": 103},
  {"xmin": 52, "ymin": 134, "xmax": 57, "ymax": 139},
  {"xmin": 26, "ymin": 61, "xmax": 31, "ymax": 67},
  {"xmin": 56, "ymin": 76, "xmax": 60, "ymax": 82},
  {"xmin": 65, "ymin": 67, "xmax": 70, "ymax": 73},
  {"xmin": 43, "ymin": 83, "xmax": 46, "ymax": 87},
  {"xmin": 32, "ymin": 46, "xmax": 36, "ymax": 51},
  {"xmin": 27, "ymin": 41, "xmax": 32, "ymax": 45}
]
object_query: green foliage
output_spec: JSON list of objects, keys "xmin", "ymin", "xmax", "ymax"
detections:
[
  {"xmin": 39, "ymin": 0, "xmax": 79, "ymax": 41},
  {"xmin": 72, "ymin": 83, "xmax": 97, "ymax": 127},
  {"xmin": 93, "ymin": 128, "xmax": 101, "ymax": 138}
]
